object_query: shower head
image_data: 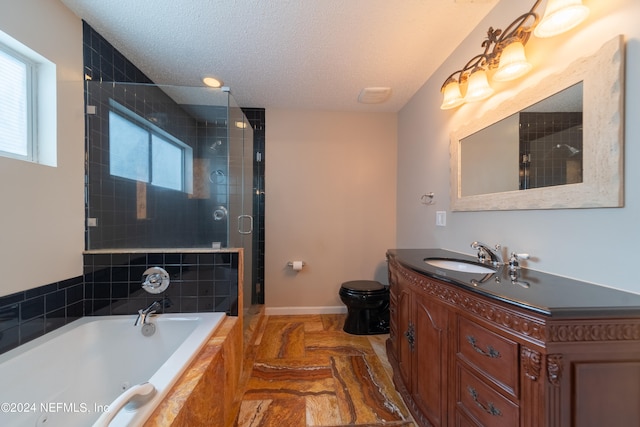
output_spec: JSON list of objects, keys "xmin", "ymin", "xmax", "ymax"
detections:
[{"xmin": 555, "ymin": 144, "xmax": 581, "ymax": 156}]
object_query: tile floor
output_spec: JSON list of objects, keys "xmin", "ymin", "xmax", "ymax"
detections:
[{"xmin": 235, "ymin": 313, "xmax": 414, "ymax": 426}]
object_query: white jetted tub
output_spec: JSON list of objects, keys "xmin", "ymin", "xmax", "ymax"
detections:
[{"xmin": 0, "ymin": 312, "xmax": 226, "ymax": 427}]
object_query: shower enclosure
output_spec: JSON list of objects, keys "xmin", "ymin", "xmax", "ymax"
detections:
[{"xmin": 84, "ymin": 82, "xmax": 255, "ymax": 314}]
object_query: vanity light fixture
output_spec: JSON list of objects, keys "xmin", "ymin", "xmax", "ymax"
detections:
[{"xmin": 440, "ymin": 0, "xmax": 589, "ymax": 110}]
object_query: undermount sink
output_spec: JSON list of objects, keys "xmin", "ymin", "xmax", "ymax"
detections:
[{"xmin": 424, "ymin": 258, "xmax": 496, "ymax": 274}]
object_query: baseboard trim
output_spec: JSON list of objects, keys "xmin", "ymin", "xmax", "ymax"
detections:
[{"xmin": 264, "ymin": 306, "xmax": 347, "ymax": 316}]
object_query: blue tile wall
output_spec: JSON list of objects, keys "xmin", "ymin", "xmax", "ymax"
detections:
[
  {"xmin": 242, "ymin": 108, "xmax": 265, "ymax": 305},
  {"xmin": 0, "ymin": 251, "xmax": 239, "ymax": 356},
  {"xmin": 0, "ymin": 277, "xmax": 84, "ymax": 354},
  {"xmin": 83, "ymin": 251, "xmax": 239, "ymax": 317}
]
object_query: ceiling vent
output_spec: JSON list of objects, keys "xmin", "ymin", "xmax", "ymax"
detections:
[{"xmin": 358, "ymin": 87, "xmax": 392, "ymax": 104}]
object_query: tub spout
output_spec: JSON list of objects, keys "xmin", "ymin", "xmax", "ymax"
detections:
[{"xmin": 134, "ymin": 298, "xmax": 171, "ymax": 326}]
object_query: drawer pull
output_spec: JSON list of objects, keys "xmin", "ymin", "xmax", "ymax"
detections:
[
  {"xmin": 467, "ymin": 386, "xmax": 502, "ymax": 416},
  {"xmin": 466, "ymin": 335, "xmax": 500, "ymax": 358}
]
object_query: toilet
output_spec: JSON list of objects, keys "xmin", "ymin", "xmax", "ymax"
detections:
[{"xmin": 339, "ymin": 280, "xmax": 390, "ymax": 335}]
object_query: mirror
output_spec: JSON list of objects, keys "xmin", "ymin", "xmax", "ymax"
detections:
[
  {"xmin": 451, "ymin": 35, "xmax": 624, "ymax": 211},
  {"xmin": 461, "ymin": 83, "xmax": 583, "ymax": 197}
]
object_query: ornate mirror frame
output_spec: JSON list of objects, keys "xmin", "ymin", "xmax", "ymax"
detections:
[{"xmin": 450, "ymin": 35, "xmax": 624, "ymax": 211}]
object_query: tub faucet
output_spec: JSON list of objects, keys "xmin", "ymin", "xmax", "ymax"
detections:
[
  {"xmin": 134, "ymin": 298, "xmax": 171, "ymax": 326},
  {"xmin": 471, "ymin": 242, "xmax": 503, "ymax": 266}
]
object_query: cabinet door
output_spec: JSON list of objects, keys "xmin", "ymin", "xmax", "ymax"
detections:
[
  {"xmin": 396, "ymin": 281, "xmax": 413, "ymax": 388},
  {"xmin": 412, "ymin": 291, "xmax": 449, "ymax": 427}
]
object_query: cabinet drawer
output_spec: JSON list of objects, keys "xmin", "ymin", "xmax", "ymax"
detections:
[
  {"xmin": 456, "ymin": 365, "xmax": 519, "ymax": 427},
  {"xmin": 457, "ymin": 316, "xmax": 518, "ymax": 395}
]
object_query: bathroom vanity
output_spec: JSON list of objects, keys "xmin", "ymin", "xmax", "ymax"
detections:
[{"xmin": 386, "ymin": 249, "xmax": 640, "ymax": 427}]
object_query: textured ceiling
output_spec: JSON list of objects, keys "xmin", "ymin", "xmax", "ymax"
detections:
[{"xmin": 60, "ymin": 0, "xmax": 498, "ymax": 112}]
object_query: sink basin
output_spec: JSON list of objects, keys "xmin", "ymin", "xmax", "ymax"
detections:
[{"xmin": 424, "ymin": 258, "xmax": 496, "ymax": 274}]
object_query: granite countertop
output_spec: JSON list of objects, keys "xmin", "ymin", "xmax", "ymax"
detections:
[{"xmin": 388, "ymin": 249, "xmax": 640, "ymax": 318}]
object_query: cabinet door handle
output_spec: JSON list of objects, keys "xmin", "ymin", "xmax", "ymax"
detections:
[
  {"xmin": 467, "ymin": 386, "xmax": 502, "ymax": 416},
  {"xmin": 405, "ymin": 323, "xmax": 415, "ymax": 351},
  {"xmin": 466, "ymin": 335, "xmax": 500, "ymax": 358}
]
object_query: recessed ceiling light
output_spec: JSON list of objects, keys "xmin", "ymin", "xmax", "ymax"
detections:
[{"xmin": 203, "ymin": 76, "xmax": 224, "ymax": 88}]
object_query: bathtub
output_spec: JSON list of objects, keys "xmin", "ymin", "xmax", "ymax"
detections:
[{"xmin": 0, "ymin": 312, "xmax": 226, "ymax": 427}]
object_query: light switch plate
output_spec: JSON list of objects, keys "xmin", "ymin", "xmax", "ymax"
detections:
[{"xmin": 436, "ymin": 211, "xmax": 446, "ymax": 227}]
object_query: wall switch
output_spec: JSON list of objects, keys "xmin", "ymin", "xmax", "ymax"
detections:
[
  {"xmin": 87, "ymin": 217, "xmax": 98, "ymax": 227},
  {"xmin": 436, "ymin": 211, "xmax": 446, "ymax": 227}
]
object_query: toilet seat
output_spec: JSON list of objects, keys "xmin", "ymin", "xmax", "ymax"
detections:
[{"xmin": 340, "ymin": 280, "xmax": 387, "ymax": 296}]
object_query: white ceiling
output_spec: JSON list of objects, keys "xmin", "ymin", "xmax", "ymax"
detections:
[{"xmin": 60, "ymin": 0, "xmax": 498, "ymax": 112}]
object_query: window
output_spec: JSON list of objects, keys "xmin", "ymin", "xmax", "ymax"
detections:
[
  {"xmin": 0, "ymin": 45, "xmax": 34, "ymax": 161},
  {"xmin": 109, "ymin": 100, "xmax": 193, "ymax": 193},
  {"xmin": 0, "ymin": 30, "xmax": 56, "ymax": 166}
]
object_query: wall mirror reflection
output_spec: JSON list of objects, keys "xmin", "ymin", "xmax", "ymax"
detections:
[
  {"xmin": 461, "ymin": 83, "xmax": 583, "ymax": 197},
  {"xmin": 450, "ymin": 35, "xmax": 624, "ymax": 211}
]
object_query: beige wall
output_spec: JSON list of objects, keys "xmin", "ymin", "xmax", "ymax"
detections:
[
  {"xmin": 397, "ymin": 0, "xmax": 640, "ymax": 294},
  {"xmin": 0, "ymin": 0, "xmax": 85, "ymax": 296},
  {"xmin": 265, "ymin": 109, "xmax": 397, "ymax": 313}
]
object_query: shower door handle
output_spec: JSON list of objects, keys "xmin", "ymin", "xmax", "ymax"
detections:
[{"xmin": 238, "ymin": 215, "xmax": 253, "ymax": 235}]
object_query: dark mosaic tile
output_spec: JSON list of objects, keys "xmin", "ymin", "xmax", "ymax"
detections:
[
  {"xmin": 92, "ymin": 283, "xmax": 111, "ymax": 299},
  {"xmin": 67, "ymin": 301, "xmax": 84, "ymax": 320},
  {"xmin": 0, "ymin": 326, "xmax": 19, "ymax": 354},
  {"xmin": 21, "ymin": 316, "xmax": 45, "ymax": 344},
  {"xmin": 67, "ymin": 284, "xmax": 84, "ymax": 304},
  {"xmin": 25, "ymin": 283, "xmax": 57, "ymax": 299},
  {"xmin": 0, "ymin": 292, "xmax": 25, "ymax": 308},
  {"xmin": 45, "ymin": 290, "xmax": 66, "ymax": 313},
  {"xmin": 59, "ymin": 276, "xmax": 83, "ymax": 289},
  {"xmin": 21, "ymin": 296, "xmax": 44, "ymax": 321},
  {"xmin": 0, "ymin": 304, "xmax": 19, "ymax": 332},
  {"xmin": 45, "ymin": 309, "xmax": 66, "ymax": 333}
]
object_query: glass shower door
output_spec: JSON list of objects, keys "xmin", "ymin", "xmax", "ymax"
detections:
[{"xmin": 227, "ymin": 96, "xmax": 254, "ymax": 318}]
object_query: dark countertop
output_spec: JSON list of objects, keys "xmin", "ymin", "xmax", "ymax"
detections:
[{"xmin": 388, "ymin": 249, "xmax": 640, "ymax": 318}]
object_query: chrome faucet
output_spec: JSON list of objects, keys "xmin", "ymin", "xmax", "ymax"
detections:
[
  {"xmin": 134, "ymin": 298, "xmax": 171, "ymax": 326},
  {"xmin": 471, "ymin": 242, "xmax": 503, "ymax": 266}
]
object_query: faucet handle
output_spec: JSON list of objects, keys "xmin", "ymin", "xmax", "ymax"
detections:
[{"xmin": 508, "ymin": 252, "xmax": 530, "ymax": 270}]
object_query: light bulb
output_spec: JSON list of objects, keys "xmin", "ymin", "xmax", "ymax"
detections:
[
  {"xmin": 493, "ymin": 41, "xmax": 533, "ymax": 82},
  {"xmin": 440, "ymin": 79, "xmax": 464, "ymax": 110},
  {"xmin": 534, "ymin": 0, "xmax": 589, "ymax": 38},
  {"xmin": 465, "ymin": 69, "xmax": 494, "ymax": 103}
]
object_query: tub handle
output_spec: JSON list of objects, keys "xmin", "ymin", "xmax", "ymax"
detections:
[{"xmin": 92, "ymin": 382, "xmax": 156, "ymax": 427}]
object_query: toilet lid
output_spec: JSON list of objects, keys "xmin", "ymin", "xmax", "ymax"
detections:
[{"xmin": 341, "ymin": 280, "xmax": 387, "ymax": 294}]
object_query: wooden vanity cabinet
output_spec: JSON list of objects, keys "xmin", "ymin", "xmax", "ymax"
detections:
[
  {"xmin": 387, "ymin": 254, "xmax": 640, "ymax": 427},
  {"xmin": 389, "ymin": 260, "xmax": 450, "ymax": 426}
]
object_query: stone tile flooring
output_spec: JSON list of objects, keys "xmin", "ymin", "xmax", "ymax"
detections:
[{"xmin": 235, "ymin": 313, "xmax": 414, "ymax": 426}]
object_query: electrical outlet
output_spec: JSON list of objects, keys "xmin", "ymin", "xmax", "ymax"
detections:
[{"xmin": 436, "ymin": 211, "xmax": 446, "ymax": 227}]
